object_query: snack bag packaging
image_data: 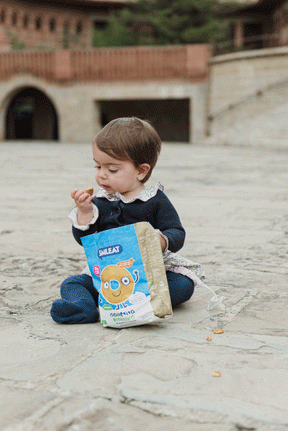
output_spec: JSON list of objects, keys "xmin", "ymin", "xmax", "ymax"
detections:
[{"xmin": 81, "ymin": 222, "xmax": 172, "ymax": 328}]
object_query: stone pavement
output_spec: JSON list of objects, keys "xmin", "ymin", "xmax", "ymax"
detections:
[{"xmin": 1, "ymin": 141, "xmax": 288, "ymax": 431}]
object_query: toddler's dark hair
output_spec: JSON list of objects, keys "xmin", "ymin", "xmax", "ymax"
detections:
[{"xmin": 93, "ymin": 117, "xmax": 161, "ymax": 183}]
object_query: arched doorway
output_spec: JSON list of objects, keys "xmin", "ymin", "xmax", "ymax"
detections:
[{"xmin": 6, "ymin": 87, "xmax": 59, "ymax": 140}]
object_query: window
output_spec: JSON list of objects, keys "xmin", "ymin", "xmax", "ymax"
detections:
[
  {"xmin": 94, "ymin": 19, "xmax": 107, "ymax": 31},
  {"xmin": 49, "ymin": 18, "xmax": 56, "ymax": 32},
  {"xmin": 23, "ymin": 15, "xmax": 28, "ymax": 28},
  {"xmin": 0, "ymin": 9, "xmax": 5, "ymax": 23},
  {"xmin": 76, "ymin": 21, "xmax": 82, "ymax": 34},
  {"xmin": 35, "ymin": 17, "xmax": 42, "ymax": 30},
  {"xmin": 12, "ymin": 12, "xmax": 17, "ymax": 26}
]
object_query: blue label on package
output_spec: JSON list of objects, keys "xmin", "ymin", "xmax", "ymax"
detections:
[
  {"xmin": 81, "ymin": 222, "xmax": 171, "ymax": 328},
  {"xmin": 81, "ymin": 224, "xmax": 148, "ymax": 312}
]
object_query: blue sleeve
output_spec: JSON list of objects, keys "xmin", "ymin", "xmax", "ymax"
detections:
[
  {"xmin": 72, "ymin": 223, "xmax": 98, "ymax": 246},
  {"xmin": 153, "ymin": 191, "xmax": 185, "ymax": 253}
]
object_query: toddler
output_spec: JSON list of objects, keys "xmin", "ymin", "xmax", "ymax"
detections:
[{"xmin": 51, "ymin": 117, "xmax": 203, "ymax": 324}]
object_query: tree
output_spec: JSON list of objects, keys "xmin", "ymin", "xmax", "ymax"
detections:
[
  {"xmin": 93, "ymin": 9, "xmax": 139, "ymax": 48},
  {"xmin": 92, "ymin": 0, "xmax": 243, "ymax": 48}
]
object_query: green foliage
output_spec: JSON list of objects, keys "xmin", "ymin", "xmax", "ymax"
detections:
[
  {"xmin": 93, "ymin": 9, "xmax": 139, "ymax": 48},
  {"xmin": 15, "ymin": 98, "xmax": 34, "ymax": 114},
  {"xmin": 38, "ymin": 45, "xmax": 55, "ymax": 51},
  {"xmin": 63, "ymin": 20, "xmax": 70, "ymax": 49},
  {"xmin": 92, "ymin": 0, "xmax": 242, "ymax": 48},
  {"xmin": 8, "ymin": 32, "xmax": 26, "ymax": 50}
]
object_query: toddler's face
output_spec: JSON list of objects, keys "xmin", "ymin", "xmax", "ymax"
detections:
[{"xmin": 93, "ymin": 144, "xmax": 146, "ymax": 199}]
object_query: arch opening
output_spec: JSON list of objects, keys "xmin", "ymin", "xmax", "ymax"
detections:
[{"xmin": 6, "ymin": 87, "xmax": 59, "ymax": 140}]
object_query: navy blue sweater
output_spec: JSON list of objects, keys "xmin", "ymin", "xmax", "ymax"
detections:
[{"xmin": 72, "ymin": 189, "xmax": 185, "ymax": 253}]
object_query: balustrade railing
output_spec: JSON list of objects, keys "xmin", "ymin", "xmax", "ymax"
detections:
[
  {"xmin": 0, "ymin": 44, "xmax": 210, "ymax": 84},
  {"xmin": 213, "ymin": 33, "xmax": 285, "ymax": 56}
]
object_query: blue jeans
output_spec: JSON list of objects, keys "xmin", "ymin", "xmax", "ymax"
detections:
[{"xmin": 50, "ymin": 271, "xmax": 194, "ymax": 324}]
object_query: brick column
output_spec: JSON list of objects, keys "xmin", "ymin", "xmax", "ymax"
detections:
[
  {"xmin": 186, "ymin": 44, "xmax": 210, "ymax": 82},
  {"xmin": 234, "ymin": 21, "xmax": 244, "ymax": 48},
  {"xmin": 54, "ymin": 50, "xmax": 71, "ymax": 81},
  {"xmin": 0, "ymin": 25, "xmax": 10, "ymax": 51}
]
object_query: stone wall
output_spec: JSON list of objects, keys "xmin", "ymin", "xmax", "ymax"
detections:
[
  {"xmin": 207, "ymin": 47, "xmax": 288, "ymax": 147},
  {"xmin": 0, "ymin": 75, "xmax": 207, "ymax": 144}
]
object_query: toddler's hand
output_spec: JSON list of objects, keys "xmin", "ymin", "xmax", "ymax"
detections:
[
  {"xmin": 71, "ymin": 189, "xmax": 94, "ymax": 212},
  {"xmin": 71, "ymin": 189, "xmax": 94, "ymax": 225}
]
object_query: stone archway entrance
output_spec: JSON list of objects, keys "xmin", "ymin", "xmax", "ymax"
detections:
[{"xmin": 6, "ymin": 87, "xmax": 59, "ymax": 140}]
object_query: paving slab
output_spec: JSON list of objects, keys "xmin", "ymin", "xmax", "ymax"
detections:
[{"xmin": 1, "ymin": 142, "xmax": 288, "ymax": 431}]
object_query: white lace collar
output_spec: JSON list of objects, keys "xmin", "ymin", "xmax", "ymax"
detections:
[{"xmin": 96, "ymin": 182, "xmax": 164, "ymax": 203}]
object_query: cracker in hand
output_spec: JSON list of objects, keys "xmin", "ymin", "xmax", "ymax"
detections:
[{"xmin": 85, "ymin": 187, "xmax": 94, "ymax": 196}]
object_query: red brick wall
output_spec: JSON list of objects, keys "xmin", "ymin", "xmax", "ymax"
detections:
[
  {"xmin": 0, "ymin": 0, "xmax": 94, "ymax": 50},
  {"xmin": 0, "ymin": 45, "xmax": 210, "ymax": 84}
]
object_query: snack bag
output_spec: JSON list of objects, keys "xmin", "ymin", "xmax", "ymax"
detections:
[{"xmin": 81, "ymin": 222, "xmax": 172, "ymax": 328}]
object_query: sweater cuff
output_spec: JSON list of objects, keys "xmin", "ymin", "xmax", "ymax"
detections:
[
  {"xmin": 68, "ymin": 204, "xmax": 99, "ymax": 231},
  {"xmin": 155, "ymin": 229, "xmax": 169, "ymax": 253}
]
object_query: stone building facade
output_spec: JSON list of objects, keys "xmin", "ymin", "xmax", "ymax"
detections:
[
  {"xmin": 0, "ymin": 45, "xmax": 210, "ymax": 143},
  {"xmin": 0, "ymin": 0, "xmax": 126, "ymax": 51}
]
